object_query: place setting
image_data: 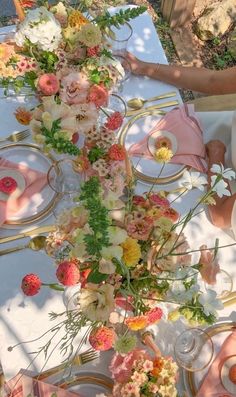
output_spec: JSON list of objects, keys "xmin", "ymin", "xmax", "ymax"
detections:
[{"xmin": 0, "ymin": 1, "xmax": 236, "ymax": 397}]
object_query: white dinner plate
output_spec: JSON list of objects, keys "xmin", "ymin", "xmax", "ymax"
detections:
[
  {"xmin": 183, "ymin": 322, "xmax": 236, "ymax": 397},
  {"xmin": 0, "ymin": 143, "xmax": 58, "ymax": 227},
  {"xmin": 119, "ymin": 109, "xmax": 186, "ymax": 184},
  {"xmin": 53, "ymin": 371, "xmax": 113, "ymax": 397}
]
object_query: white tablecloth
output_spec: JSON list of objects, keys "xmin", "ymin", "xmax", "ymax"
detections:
[{"xmin": 0, "ymin": 8, "xmax": 236, "ymax": 396}]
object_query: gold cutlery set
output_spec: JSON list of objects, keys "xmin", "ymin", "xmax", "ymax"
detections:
[{"xmin": 125, "ymin": 91, "xmax": 179, "ymax": 117}]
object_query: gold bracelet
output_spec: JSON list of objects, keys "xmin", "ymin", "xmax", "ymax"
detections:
[{"xmin": 156, "ymin": 63, "xmax": 161, "ymax": 74}]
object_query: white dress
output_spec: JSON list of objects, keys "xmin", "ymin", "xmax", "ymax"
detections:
[{"xmin": 196, "ymin": 110, "xmax": 236, "ymax": 237}]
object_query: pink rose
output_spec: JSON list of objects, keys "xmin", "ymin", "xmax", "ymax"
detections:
[{"xmin": 60, "ymin": 72, "xmax": 90, "ymax": 105}]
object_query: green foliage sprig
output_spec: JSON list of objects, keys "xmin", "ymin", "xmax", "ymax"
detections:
[
  {"xmin": 41, "ymin": 119, "xmax": 81, "ymax": 156},
  {"xmin": 80, "ymin": 177, "xmax": 110, "ymax": 258},
  {"xmin": 95, "ymin": 6, "xmax": 147, "ymax": 30}
]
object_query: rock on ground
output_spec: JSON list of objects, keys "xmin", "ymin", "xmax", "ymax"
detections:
[{"xmin": 196, "ymin": 0, "xmax": 236, "ymax": 40}]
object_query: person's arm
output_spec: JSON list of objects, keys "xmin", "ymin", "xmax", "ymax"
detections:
[
  {"xmin": 206, "ymin": 140, "xmax": 236, "ymax": 228},
  {"xmin": 125, "ymin": 52, "xmax": 236, "ymax": 95}
]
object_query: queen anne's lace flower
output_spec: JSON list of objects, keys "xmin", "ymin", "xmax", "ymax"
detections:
[{"xmin": 15, "ymin": 7, "xmax": 62, "ymax": 52}]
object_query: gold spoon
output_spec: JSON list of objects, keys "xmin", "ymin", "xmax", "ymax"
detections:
[
  {"xmin": 127, "ymin": 91, "xmax": 177, "ymax": 110},
  {"xmin": 0, "ymin": 236, "xmax": 47, "ymax": 256}
]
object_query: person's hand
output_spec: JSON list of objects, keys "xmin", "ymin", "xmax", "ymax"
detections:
[
  {"xmin": 123, "ymin": 51, "xmax": 147, "ymax": 75},
  {"xmin": 206, "ymin": 140, "xmax": 226, "ymax": 160}
]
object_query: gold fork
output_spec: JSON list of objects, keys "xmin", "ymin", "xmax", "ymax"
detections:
[
  {"xmin": 0, "ymin": 129, "xmax": 30, "ymax": 143},
  {"xmin": 34, "ymin": 349, "xmax": 99, "ymax": 380}
]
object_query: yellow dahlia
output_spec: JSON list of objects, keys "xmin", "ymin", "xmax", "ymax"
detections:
[
  {"xmin": 121, "ymin": 237, "xmax": 141, "ymax": 267},
  {"xmin": 68, "ymin": 10, "xmax": 89, "ymax": 29},
  {"xmin": 155, "ymin": 147, "xmax": 173, "ymax": 163}
]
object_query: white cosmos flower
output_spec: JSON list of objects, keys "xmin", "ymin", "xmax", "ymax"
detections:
[
  {"xmin": 210, "ymin": 176, "xmax": 231, "ymax": 198},
  {"xmin": 199, "ymin": 289, "xmax": 223, "ymax": 316},
  {"xmin": 180, "ymin": 170, "xmax": 207, "ymax": 191},
  {"xmin": 211, "ymin": 163, "xmax": 236, "ymax": 181}
]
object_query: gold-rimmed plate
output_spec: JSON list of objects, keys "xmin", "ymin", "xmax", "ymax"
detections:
[
  {"xmin": 183, "ymin": 322, "xmax": 236, "ymax": 396},
  {"xmin": 56, "ymin": 371, "xmax": 113, "ymax": 396},
  {"xmin": 0, "ymin": 143, "xmax": 59, "ymax": 227},
  {"xmin": 119, "ymin": 108, "xmax": 187, "ymax": 184}
]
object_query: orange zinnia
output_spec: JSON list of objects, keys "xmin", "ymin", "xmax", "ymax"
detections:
[{"xmin": 125, "ymin": 315, "xmax": 148, "ymax": 331}]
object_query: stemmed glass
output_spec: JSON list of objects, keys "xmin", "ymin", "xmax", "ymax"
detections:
[
  {"xmin": 106, "ymin": 22, "xmax": 133, "ymax": 55},
  {"xmin": 203, "ymin": 269, "xmax": 233, "ymax": 299},
  {"xmin": 174, "ymin": 328, "xmax": 214, "ymax": 372},
  {"xmin": 112, "ymin": 54, "xmax": 131, "ymax": 93},
  {"xmin": 47, "ymin": 159, "xmax": 83, "ymax": 218},
  {"xmin": 99, "ymin": 93, "xmax": 127, "ymax": 126}
]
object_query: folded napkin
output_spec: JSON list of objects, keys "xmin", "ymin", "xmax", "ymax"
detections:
[
  {"xmin": 0, "ymin": 158, "xmax": 47, "ymax": 226},
  {"xmin": 128, "ymin": 104, "xmax": 207, "ymax": 173},
  {"xmin": 196, "ymin": 330, "xmax": 236, "ymax": 397},
  {"xmin": 4, "ymin": 372, "xmax": 80, "ymax": 397}
]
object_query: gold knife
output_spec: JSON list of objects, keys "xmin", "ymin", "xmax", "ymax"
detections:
[
  {"xmin": 0, "ymin": 225, "xmax": 56, "ymax": 244},
  {"xmin": 126, "ymin": 100, "xmax": 179, "ymax": 117}
]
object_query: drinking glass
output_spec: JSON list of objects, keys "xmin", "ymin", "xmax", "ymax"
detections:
[
  {"xmin": 204, "ymin": 269, "xmax": 233, "ymax": 299},
  {"xmin": 106, "ymin": 22, "xmax": 133, "ymax": 55},
  {"xmin": 47, "ymin": 159, "xmax": 83, "ymax": 217},
  {"xmin": 112, "ymin": 54, "xmax": 131, "ymax": 93},
  {"xmin": 99, "ymin": 93, "xmax": 127, "ymax": 126},
  {"xmin": 174, "ymin": 328, "xmax": 214, "ymax": 372}
]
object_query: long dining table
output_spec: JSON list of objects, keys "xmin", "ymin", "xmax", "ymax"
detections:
[{"xmin": 0, "ymin": 6, "xmax": 236, "ymax": 396}]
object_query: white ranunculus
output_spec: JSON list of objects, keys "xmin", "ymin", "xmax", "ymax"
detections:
[
  {"xmin": 15, "ymin": 7, "xmax": 62, "ymax": 52},
  {"xmin": 80, "ymin": 283, "xmax": 115, "ymax": 322}
]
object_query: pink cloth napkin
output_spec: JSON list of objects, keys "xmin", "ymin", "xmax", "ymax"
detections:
[
  {"xmin": 4, "ymin": 372, "xmax": 81, "ymax": 397},
  {"xmin": 196, "ymin": 330, "xmax": 236, "ymax": 397},
  {"xmin": 128, "ymin": 104, "xmax": 207, "ymax": 173},
  {"xmin": 0, "ymin": 158, "xmax": 47, "ymax": 226}
]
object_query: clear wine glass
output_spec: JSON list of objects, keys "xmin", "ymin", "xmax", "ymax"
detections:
[
  {"xmin": 204, "ymin": 269, "xmax": 233, "ymax": 299},
  {"xmin": 47, "ymin": 159, "xmax": 83, "ymax": 217},
  {"xmin": 112, "ymin": 54, "xmax": 131, "ymax": 93},
  {"xmin": 99, "ymin": 93, "xmax": 127, "ymax": 127},
  {"xmin": 174, "ymin": 328, "xmax": 214, "ymax": 372},
  {"xmin": 106, "ymin": 22, "xmax": 133, "ymax": 55}
]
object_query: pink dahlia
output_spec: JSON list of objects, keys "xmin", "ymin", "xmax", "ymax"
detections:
[
  {"xmin": 148, "ymin": 193, "xmax": 170, "ymax": 208},
  {"xmin": 0, "ymin": 176, "xmax": 17, "ymax": 194},
  {"xmin": 88, "ymin": 84, "xmax": 108, "ymax": 108},
  {"xmin": 21, "ymin": 274, "xmax": 42, "ymax": 296},
  {"xmin": 108, "ymin": 144, "xmax": 126, "ymax": 161},
  {"xmin": 37, "ymin": 73, "xmax": 60, "ymax": 96},
  {"xmin": 146, "ymin": 307, "xmax": 163, "ymax": 325},
  {"xmin": 105, "ymin": 111, "xmax": 123, "ymax": 131},
  {"xmin": 56, "ymin": 261, "xmax": 80, "ymax": 286},
  {"xmin": 89, "ymin": 326, "xmax": 115, "ymax": 351}
]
